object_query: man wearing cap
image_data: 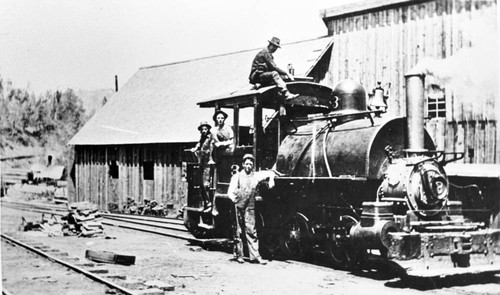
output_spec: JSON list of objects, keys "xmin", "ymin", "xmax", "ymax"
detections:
[
  {"xmin": 249, "ymin": 37, "xmax": 299, "ymax": 100},
  {"xmin": 213, "ymin": 110, "xmax": 234, "ymax": 155},
  {"xmin": 227, "ymin": 153, "xmax": 277, "ymax": 264},
  {"xmin": 191, "ymin": 121, "xmax": 215, "ymax": 209}
]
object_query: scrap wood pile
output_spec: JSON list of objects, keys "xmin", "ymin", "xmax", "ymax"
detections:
[
  {"xmin": 21, "ymin": 214, "xmax": 63, "ymax": 237},
  {"xmin": 62, "ymin": 202, "xmax": 104, "ymax": 237},
  {"xmin": 121, "ymin": 198, "xmax": 171, "ymax": 217},
  {"xmin": 21, "ymin": 201, "xmax": 104, "ymax": 237}
]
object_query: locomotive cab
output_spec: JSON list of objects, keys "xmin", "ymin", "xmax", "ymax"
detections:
[{"xmin": 182, "ymin": 82, "xmax": 336, "ymax": 239}]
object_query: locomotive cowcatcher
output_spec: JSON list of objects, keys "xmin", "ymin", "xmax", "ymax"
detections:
[{"xmin": 182, "ymin": 75, "xmax": 500, "ymax": 278}]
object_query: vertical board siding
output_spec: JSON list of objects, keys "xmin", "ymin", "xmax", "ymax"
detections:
[
  {"xmin": 323, "ymin": 0, "xmax": 498, "ymax": 163},
  {"xmin": 74, "ymin": 144, "xmax": 189, "ymax": 213}
]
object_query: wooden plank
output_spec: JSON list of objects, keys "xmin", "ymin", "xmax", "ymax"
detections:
[
  {"xmin": 476, "ymin": 121, "xmax": 486, "ymax": 164},
  {"xmin": 448, "ymin": 121, "xmax": 458, "ymax": 154},
  {"xmin": 170, "ymin": 152, "xmax": 176, "ymax": 204},
  {"xmin": 75, "ymin": 149, "xmax": 80, "ymax": 202},
  {"xmin": 154, "ymin": 148, "xmax": 161, "ymax": 202},
  {"xmin": 104, "ymin": 147, "xmax": 109, "ymax": 212},
  {"xmin": 118, "ymin": 147, "xmax": 124, "ymax": 211},
  {"xmin": 485, "ymin": 121, "xmax": 496, "ymax": 163},
  {"xmin": 455, "ymin": 121, "xmax": 465, "ymax": 163}
]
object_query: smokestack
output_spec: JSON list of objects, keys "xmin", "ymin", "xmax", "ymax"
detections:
[
  {"xmin": 115, "ymin": 75, "xmax": 119, "ymax": 92},
  {"xmin": 405, "ymin": 73, "xmax": 425, "ymax": 151}
]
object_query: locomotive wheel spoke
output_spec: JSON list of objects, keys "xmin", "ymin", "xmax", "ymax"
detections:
[
  {"xmin": 280, "ymin": 214, "xmax": 311, "ymax": 260},
  {"xmin": 325, "ymin": 215, "xmax": 365, "ymax": 270},
  {"xmin": 325, "ymin": 240, "xmax": 348, "ymax": 269},
  {"xmin": 325, "ymin": 240, "xmax": 365, "ymax": 270},
  {"xmin": 257, "ymin": 212, "xmax": 281, "ymax": 258}
]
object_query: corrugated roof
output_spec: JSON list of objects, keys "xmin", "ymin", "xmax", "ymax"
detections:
[{"xmin": 69, "ymin": 36, "xmax": 333, "ymax": 145}]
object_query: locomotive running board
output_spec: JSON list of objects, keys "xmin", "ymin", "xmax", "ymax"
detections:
[
  {"xmin": 366, "ymin": 255, "xmax": 500, "ymax": 278},
  {"xmin": 403, "ymin": 264, "xmax": 500, "ymax": 278},
  {"xmin": 381, "ymin": 229, "xmax": 500, "ymax": 278}
]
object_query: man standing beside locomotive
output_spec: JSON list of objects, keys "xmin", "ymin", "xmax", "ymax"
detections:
[
  {"xmin": 249, "ymin": 37, "xmax": 299, "ymax": 100},
  {"xmin": 227, "ymin": 154, "xmax": 276, "ymax": 264}
]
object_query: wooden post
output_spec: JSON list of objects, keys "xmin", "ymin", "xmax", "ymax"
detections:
[
  {"xmin": 104, "ymin": 146, "xmax": 109, "ymax": 212},
  {"xmin": 253, "ymin": 96, "xmax": 262, "ymax": 170},
  {"xmin": 234, "ymin": 105, "xmax": 240, "ymax": 146}
]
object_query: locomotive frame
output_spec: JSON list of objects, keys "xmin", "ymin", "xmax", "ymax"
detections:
[{"xmin": 182, "ymin": 78, "xmax": 500, "ymax": 278}]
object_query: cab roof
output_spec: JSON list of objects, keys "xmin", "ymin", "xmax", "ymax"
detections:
[{"xmin": 197, "ymin": 82, "xmax": 334, "ymax": 112}]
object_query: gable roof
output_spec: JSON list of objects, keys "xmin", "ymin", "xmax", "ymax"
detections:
[{"xmin": 69, "ymin": 36, "xmax": 333, "ymax": 145}]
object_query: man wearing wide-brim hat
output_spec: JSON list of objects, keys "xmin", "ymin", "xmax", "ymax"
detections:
[
  {"xmin": 190, "ymin": 121, "xmax": 216, "ymax": 209},
  {"xmin": 192, "ymin": 121, "xmax": 215, "ymax": 164},
  {"xmin": 248, "ymin": 37, "xmax": 299, "ymax": 100}
]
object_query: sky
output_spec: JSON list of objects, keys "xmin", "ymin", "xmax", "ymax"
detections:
[{"xmin": 0, "ymin": 0, "xmax": 359, "ymax": 93}]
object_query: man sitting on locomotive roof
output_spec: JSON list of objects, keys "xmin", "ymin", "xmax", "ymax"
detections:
[
  {"xmin": 212, "ymin": 110, "xmax": 234, "ymax": 155},
  {"xmin": 249, "ymin": 37, "xmax": 299, "ymax": 100},
  {"xmin": 227, "ymin": 154, "xmax": 277, "ymax": 265}
]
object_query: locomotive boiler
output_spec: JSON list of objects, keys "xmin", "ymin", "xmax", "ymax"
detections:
[{"xmin": 183, "ymin": 75, "xmax": 500, "ymax": 278}]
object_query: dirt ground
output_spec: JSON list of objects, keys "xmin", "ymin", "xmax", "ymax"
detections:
[{"xmin": 1, "ymin": 205, "xmax": 499, "ymax": 295}]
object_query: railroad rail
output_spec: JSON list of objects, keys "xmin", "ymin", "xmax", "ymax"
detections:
[
  {"xmin": 1, "ymin": 232, "xmax": 136, "ymax": 295},
  {"xmin": 1, "ymin": 201, "xmax": 230, "ymax": 247}
]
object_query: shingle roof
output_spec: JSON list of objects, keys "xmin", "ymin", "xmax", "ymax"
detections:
[{"xmin": 69, "ymin": 36, "xmax": 333, "ymax": 145}]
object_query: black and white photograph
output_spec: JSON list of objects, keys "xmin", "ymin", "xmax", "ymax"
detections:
[{"xmin": 1, "ymin": 0, "xmax": 499, "ymax": 294}]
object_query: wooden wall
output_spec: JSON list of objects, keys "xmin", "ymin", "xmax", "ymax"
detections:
[
  {"xmin": 73, "ymin": 144, "xmax": 191, "ymax": 212},
  {"xmin": 322, "ymin": 0, "xmax": 498, "ymax": 163}
]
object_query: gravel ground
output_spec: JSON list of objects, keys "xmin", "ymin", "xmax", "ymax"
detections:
[{"xmin": 2, "ymin": 204, "xmax": 499, "ymax": 295}]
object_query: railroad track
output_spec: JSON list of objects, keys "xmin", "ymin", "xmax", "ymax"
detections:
[
  {"xmin": 1, "ymin": 201, "xmax": 226, "ymax": 246},
  {"xmin": 1, "ymin": 232, "xmax": 137, "ymax": 294}
]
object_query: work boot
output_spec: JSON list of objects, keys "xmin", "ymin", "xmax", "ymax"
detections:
[
  {"xmin": 251, "ymin": 258, "xmax": 267, "ymax": 265},
  {"xmin": 230, "ymin": 257, "xmax": 245, "ymax": 264}
]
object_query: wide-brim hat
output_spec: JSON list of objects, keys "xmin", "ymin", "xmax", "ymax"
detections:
[
  {"xmin": 242, "ymin": 153, "xmax": 255, "ymax": 162},
  {"xmin": 268, "ymin": 37, "xmax": 281, "ymax": 48},
  {"xmin": 198, "ymin": 121, "xmax": 212, "ymax": 131},
  {"xmin": 212, "ymin": 110, "xmax": 228, "ymax": 122}
]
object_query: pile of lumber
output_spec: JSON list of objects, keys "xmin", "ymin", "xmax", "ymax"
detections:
[
  {"xmin": 1, "ymin": 168, "xmax": 29, "ymax": 195},
  {"xmin": 62, "ymin": 202, "xmax": 104, "ymax": 237}
]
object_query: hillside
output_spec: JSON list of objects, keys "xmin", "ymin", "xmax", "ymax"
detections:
[
  {"xmin": 0, "ymin": 80, "xmax": 92, "ymax": 173},
  {"xmin": 75, "ymin": 88, "xmax": 115, "ymax": 117}
]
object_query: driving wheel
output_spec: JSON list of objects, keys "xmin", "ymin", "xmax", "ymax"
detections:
[{"xmin": 280, "ymin": 213, "xmax": 311, "ymax": 260}]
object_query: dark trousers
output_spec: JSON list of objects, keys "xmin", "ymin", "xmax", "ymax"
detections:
[{"xmin": 258, "ymin": 71, "xmax": 288, "ymax": 94}]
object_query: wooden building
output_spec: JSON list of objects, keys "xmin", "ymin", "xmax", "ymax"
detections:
[
  {"xmin": 68, "ymin": 37, "xmax": 334, "ymax": 212},
  {"xmin": 70, "ymin": 0, "xmax": 498, "ymax": 214},
  {"xmin": 319, "ymin": 0, "xmax": 499, "ymax": 164}
]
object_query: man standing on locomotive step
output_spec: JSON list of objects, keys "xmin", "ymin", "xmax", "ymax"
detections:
[
  {"xmin": 191, "ymin": 121, "xmax": 215, "ymax": 210},
  {"xmin": 212, "ymin": 110, "xmax": 234, "ymax": 155},
  {"xmin": 227, "ymin": 154, "xmax": 277, "ymax": 264},
  {"xmin": 249, "ymin": 37, "xmax": 299, "ymax": 100}
]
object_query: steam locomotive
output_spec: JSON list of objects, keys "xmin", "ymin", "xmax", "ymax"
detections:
[{"xmin": 182, "ymin": 74, "xmax": 500, "ymax": 278}]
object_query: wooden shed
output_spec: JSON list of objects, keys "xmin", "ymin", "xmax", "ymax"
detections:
[
  {"xmin": 70, "ymin": 0, "xmax": 498, "ymax": 215},
  {"xmin": 68, "ymin": 37, "xmax": 334, "ymax": 213},
  {"xmin": 320, "ymin": 0, "xmax": 499, "ymax": 164}
]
